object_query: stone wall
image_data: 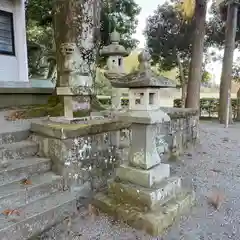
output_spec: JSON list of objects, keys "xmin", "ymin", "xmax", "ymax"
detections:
[
  {"xmin": 30, "ymin": 108, "xmax": 198, "ymax": 194},
  {"xmin": 159, "ymin": 107, "xmax": 199, "ymax": 160},
  {"xmin": 30, "ymin": 119, "xmax": 131, "ymax": 194}
]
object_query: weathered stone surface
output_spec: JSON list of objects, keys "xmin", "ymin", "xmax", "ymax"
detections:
[
  {"xmin": 116, "ymin": 163, "xmax": 170, "ymax": 188},
  {"xmin": 161, "ymin": 107, "xmax": 198, "ymax": 119},
  {"xmin": 31, "ymin": 119, "xmax": 131, "ymax": 139},
  {"xmin": 30, "ymin": 107, "xmax": 199, "ymax": 192},
  {"xmin": 0, "ymin": 130, "xmax": 29, "ymax": 145},
  {"xmin": 0, "ymin": 157, "xmax": 51, "ymax": 186},
  {"xmin": 128, "ymin": 124, "xmax": 162, "ymax": 169},
  {"xmin": 119, "ymin": 109, "xmax": 170, "ymax": 125},
  {"xmin": 0, "ymin": 191, "xmax": 76, "ymax": 240},
  {"xmin": 31, "ymin": 130, "xmax": 123, "ymax": 191},
  {"xmin": 0, "ymin": 172, "xmax": 63, "ymax": 211},
  {"xmin": 0, "ymin": 140, "xmax": 38, "ymax": 161},
  {"xmin": 93, "ymin": 190, "xmax": 195, "ymax": 237},
  {"xmin": 108, "ymin": 177, "xmax": 182, "ymax": 210}
]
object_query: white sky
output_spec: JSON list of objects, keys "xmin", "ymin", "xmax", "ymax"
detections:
[
  {"xmin": 133, "ymin": 0, "xmax": 227, "ymax": 84},
  {"xmin": 133, "ymin": 0, "xmax": 161, "ymax": 48}
]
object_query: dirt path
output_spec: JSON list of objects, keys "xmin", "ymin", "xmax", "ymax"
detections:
[{"xmin": 42, "ymin": 122, "xmax": 240, "ymax": 240}]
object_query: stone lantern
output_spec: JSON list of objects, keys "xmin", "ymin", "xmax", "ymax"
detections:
[
  {"xmin": 93, "ymin": 50, "xmax": 195, "ymax": 237},
  {"xmin": 100, "ymin": 29, "xmax": 129, "ymax": 110}
]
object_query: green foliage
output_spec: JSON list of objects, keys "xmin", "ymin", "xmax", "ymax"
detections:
[
  {"xmin": 174, "ymin": 98, "xmax": 238, "ymax": 119},
  {"xmin": 25, "ymin": 0, "xmax": 141, "ymax": 77},
  {"xmin": 144, "ymin": 2, "xmax": 194, "ymax": 71},
  {"xmin": 100, "ymin": 0, "xmax": 141, "ymax": 50},
  {"xmin": 25, "ymin": 0, "xmax": 141, "ymax": 52},
  {"xmin": 26, "ymin": 20, "xmax": 53, "ymax": 77},
  {"xmin": 232, "ymin": 61, "xmax": 240, "ymax": 83},
  {"xmin": 206, "ymin": 3, "xmax": 240, "ymax": 48},
  {"xmin": 202, "ymin": 70, "xmax": 211, "ymax": 84},
  {"xmin": 144, "ymin": 2, "xmax": 210, "ymax": 87},
  {"xmin": 98, "ymin": 97, "xmax": 129, "ymax": 106},
  {"xmin": 95, "ymin": 69, "xmax": 112, "ymax": 95}
]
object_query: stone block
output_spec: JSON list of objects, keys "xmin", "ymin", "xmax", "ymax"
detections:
[
  {"xmin": 119, "ymin": 109, "xmax": 171, "ymax": 125},
  {"xmin": 31, "ymin": 119, "xmax": 131, "ymax": 139},
  {"xmin": 108, "ymin": 176, "xmax": 182, "ymax": 210},
  {"xmin": 129, "ymin": 124, "xmax": 162, "ymax": 169},
  {"xmin": 30, "ymin": 134, "xmax": 49, "ymax": 157},
  {"xmin": 116, "ymin": 163, "xmax": 170, "ymax": 188},
  {"xmin": 93, "ymin": 190, "xmax": 195, "ymax": 237}
]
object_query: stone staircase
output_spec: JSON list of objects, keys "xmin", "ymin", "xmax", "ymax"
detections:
[{"xmin": 0, "ymin": 129, "xmax": 77, "ymax": 240}]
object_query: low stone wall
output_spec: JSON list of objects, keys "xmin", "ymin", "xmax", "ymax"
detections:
[
  {"xmin": 30, "ymin": 108, "xmax": 198, "ymax": 193},
  {"xmin": 120, "ymin": 107, "xmax": 199, "ymax": 161},
  {"xmin": 159, "ymin": 107, "xmax": 199, "ymax": 160},
  {"xmin": 30, "ymin": 119, "xmax": 131, "ymax": 194}
]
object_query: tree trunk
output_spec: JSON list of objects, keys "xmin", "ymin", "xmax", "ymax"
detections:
[
  {"xmin": 53, "ymin": 0, "xmax": 102, "ymax": 108},
  {"xmin": 176, "ymin": 52, "xmax": 186, "ymax": 108},
  {"xmin": 237, "ymin": 88, "xmax": 240, "ymax": 121},
  {"xmin": 219, "ymin": 3, "xmax": 238, "ymax": 124},
  {"xmin": 185, "ymin": 0, "xmax": 207, "ymax": 109}
]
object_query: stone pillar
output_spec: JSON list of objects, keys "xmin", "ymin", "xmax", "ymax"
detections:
[
  {"xmin": 111, "ymin": 90, "xmax": 122, "ymax": 111},
  {"xmin": 53, "ymin": 0, "xmax": 102, "ymax": 122}
]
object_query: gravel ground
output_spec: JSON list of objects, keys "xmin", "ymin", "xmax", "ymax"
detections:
[{"xmin": 43, "ymin": 122, "xmax": 240, "ymax": 240}]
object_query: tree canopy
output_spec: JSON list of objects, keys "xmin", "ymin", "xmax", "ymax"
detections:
[
  {"xmin": 144, "ymin": 1, "xmax": 211, "ymax": 86},
  {"xmin": 144, "ymin": 2, "xmax": 194, "ymax": 71},
  {"xmin": 206, "ymin": 3, "xmax": 240, "ymax": 48},
  {"xmin": 25, "ymin": 0, "xmax": 141, "ymax": 51}
]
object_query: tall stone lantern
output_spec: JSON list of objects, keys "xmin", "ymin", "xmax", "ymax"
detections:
[
  {"xmin": 100, "ymin": 29, "xmax": 129, "ymax": 111},
  {"xmin": 93, "ymin": 50, "xmax": 195, "ymax": 237}
]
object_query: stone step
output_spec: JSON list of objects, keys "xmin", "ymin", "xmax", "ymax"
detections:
[
  {"xmin": 0, "ymin": 140, "xmax": 38, "ymax": 161},
  {"xmin": 93, "ymin": 189, "xmax": 195, "ymax": 237},
  {"xmin": 0, "ymin": 130, "xmax": 29, "ymax": 145},
  {"xmin": 0, "ymin": 172, "xmax": 63, "ymax": 211},
  {"xmin": 108, "ymin": 177, "xmax": 182, "ymax": 210},
  {"xmin": 0, "ymin": 191, "xmax": 77, "ymax": 240},
  {"xmin": 0, "ymin": 157, "xmax": 51, "ymax": 186}
]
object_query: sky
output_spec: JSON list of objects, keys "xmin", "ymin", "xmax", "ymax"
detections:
[
  {"xmin": 133, "ymin": 0, "xmax": 161, "ymax": 48},
  {"xmin": 133, "ymin": 0, "xmax": 225, "ymax": 84}
]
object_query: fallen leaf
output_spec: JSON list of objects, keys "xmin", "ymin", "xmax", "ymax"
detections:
[
  {"xmin": 207, "ymin": 191, "xmax": 224, "ymax": 210},
  {"xmin": 4, "ymin": 111, "xmax": 25, "ymax": 121},
  {"xmin": 21, "ymin": 178, "xmax": 32, "ymax": 185},
  {"xmin": 2, "ymin": 209, "xmax": 21, "ymax": 216}
]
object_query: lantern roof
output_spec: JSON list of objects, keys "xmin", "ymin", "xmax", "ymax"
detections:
[
  {"xmin": 105, "ymin": 49, "xmax": 176, "ymax": 89},
  {"xmin": 100, "ymin": 29, "xmax": 129, "ymax": 57}
]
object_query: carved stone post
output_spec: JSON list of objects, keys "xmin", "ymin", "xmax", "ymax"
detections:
[{"xmin": 53, "ymin": 0, "xmax": 102, "ymax": 122}]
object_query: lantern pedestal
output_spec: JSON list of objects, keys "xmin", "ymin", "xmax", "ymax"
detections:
[{"xmin": 93, "ymin": 108, "xmax": 195, "ymax": 237}]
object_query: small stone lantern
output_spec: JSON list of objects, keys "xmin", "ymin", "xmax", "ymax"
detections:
[
  {"xmin": 93, "ymin": 50, "xmax": 195, "ymax": 237},
  {"xmin": 100, "ymin": 29, "xmax": 129, "ymax": 110}
]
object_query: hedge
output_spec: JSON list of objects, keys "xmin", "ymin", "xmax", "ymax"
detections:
[
  {"xmin": 97, "ymin": 96, "xmax": 239, "ymax": 119},
  {"xmin": 98, "ymin": 96, "xmax": 129, "ymax": 106},
  {"xmin": 174, "ymin": 98, "xmax": 238, "ymax": 119}
]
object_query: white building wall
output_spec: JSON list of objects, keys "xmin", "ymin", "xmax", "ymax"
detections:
[{"xmin": 0, "ymin": 0, "xmax": 28, "ymax": 83}]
